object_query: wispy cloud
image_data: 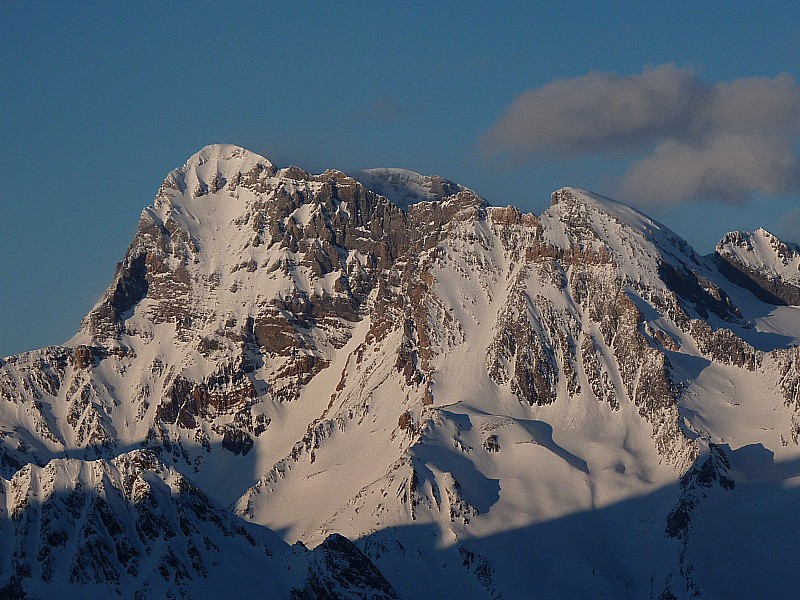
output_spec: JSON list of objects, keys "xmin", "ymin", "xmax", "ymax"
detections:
[
  {"xmin": 480, "ymin": 65, "xmax": 800, "ymax": 205},
  {"xmin": 348, "ymin": 95, "xmax": 407, "ymax": 125}
]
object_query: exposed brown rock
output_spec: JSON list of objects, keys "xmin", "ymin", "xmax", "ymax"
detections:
[
  {"xmin": 72, "ymin": 346, "xmax": 94, "ymax": 370},
  {"xmin": 483, "ymin": 435, "xmax": 500, "ymax": 452},
  {"xmin": 398, "ymin": 411, "xmax": 413, "ymax": 433}
]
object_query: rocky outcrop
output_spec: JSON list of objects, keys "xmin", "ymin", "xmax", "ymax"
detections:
[
  {"xmin": 487, "ymin": 281, "xmax": 559, "ymax": 406},
  {"xmin": 689, "ymin": 320, "xmax": 761, "ymax": 370}
]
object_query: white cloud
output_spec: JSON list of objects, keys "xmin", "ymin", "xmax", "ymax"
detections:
[{"xmin": 480, "ymin": 65, "xmax": 800, "ymax": 205}]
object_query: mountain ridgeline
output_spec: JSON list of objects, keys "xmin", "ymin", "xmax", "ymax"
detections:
[{"xmin": 2, "ymin": 144, "xmax": 800, "ymax": 598}]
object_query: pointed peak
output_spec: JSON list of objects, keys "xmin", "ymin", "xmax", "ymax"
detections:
[
  {"xmin": 543, "ymin": 186, "xmax": 700, "ymax": 274},
  {"xmin": 754, "ymin": 227, "xmax": 778, "ymax": 240},
  {"xmin": 179, "ymin": 144, "xmax": 276, "ymax": 177},
  {"xmin": 548, "ymin": 187, "xmax": 667, "ymax": 234},
  {"xmin": 551, "ymin": 187, "xmax": 629, "ymax": 212},
  {"xmin": 159, "ymin": 145, "xmax": 277, "ymax": 200}
]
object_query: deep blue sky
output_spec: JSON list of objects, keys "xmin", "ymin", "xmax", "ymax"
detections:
[{"xmin": 2, "ymin": 2, "xmax": 799, "ymax": 356}]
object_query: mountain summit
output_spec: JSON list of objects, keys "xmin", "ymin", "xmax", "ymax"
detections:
[{"xmin": 2, "ymin": 145, "xmax": 800, "ymax": 598}]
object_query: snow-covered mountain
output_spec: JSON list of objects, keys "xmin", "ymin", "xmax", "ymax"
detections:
[{"xmin": 2, "ymin": 144, "xmax": 800, "ymax": 598}]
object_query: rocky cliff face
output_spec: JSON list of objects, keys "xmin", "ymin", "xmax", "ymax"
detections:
[{"xmin": 2, "ymin": 144, "xmax": 800, "ymax": 598}]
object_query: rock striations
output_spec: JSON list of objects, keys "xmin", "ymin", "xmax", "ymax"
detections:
[{"xmin": 2, "ymin": 144, "xmax": 800, "ymax": 598}]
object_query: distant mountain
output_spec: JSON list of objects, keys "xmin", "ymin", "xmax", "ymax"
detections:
[
  {"xmin": 715, "ymin": 227, "xmax": 800, "ymax": 305},
  {"xmin": 2, "ymin": 144, "xmax": 800, "ymax": 598},
  {"xmin": 351, "ymin": 167, "xmax": 465, "ymax": 209}
]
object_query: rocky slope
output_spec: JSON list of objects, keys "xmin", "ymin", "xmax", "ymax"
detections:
[{"xmin": 2, "ymin": 144, "xmax": 800, "ymax": 598}]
